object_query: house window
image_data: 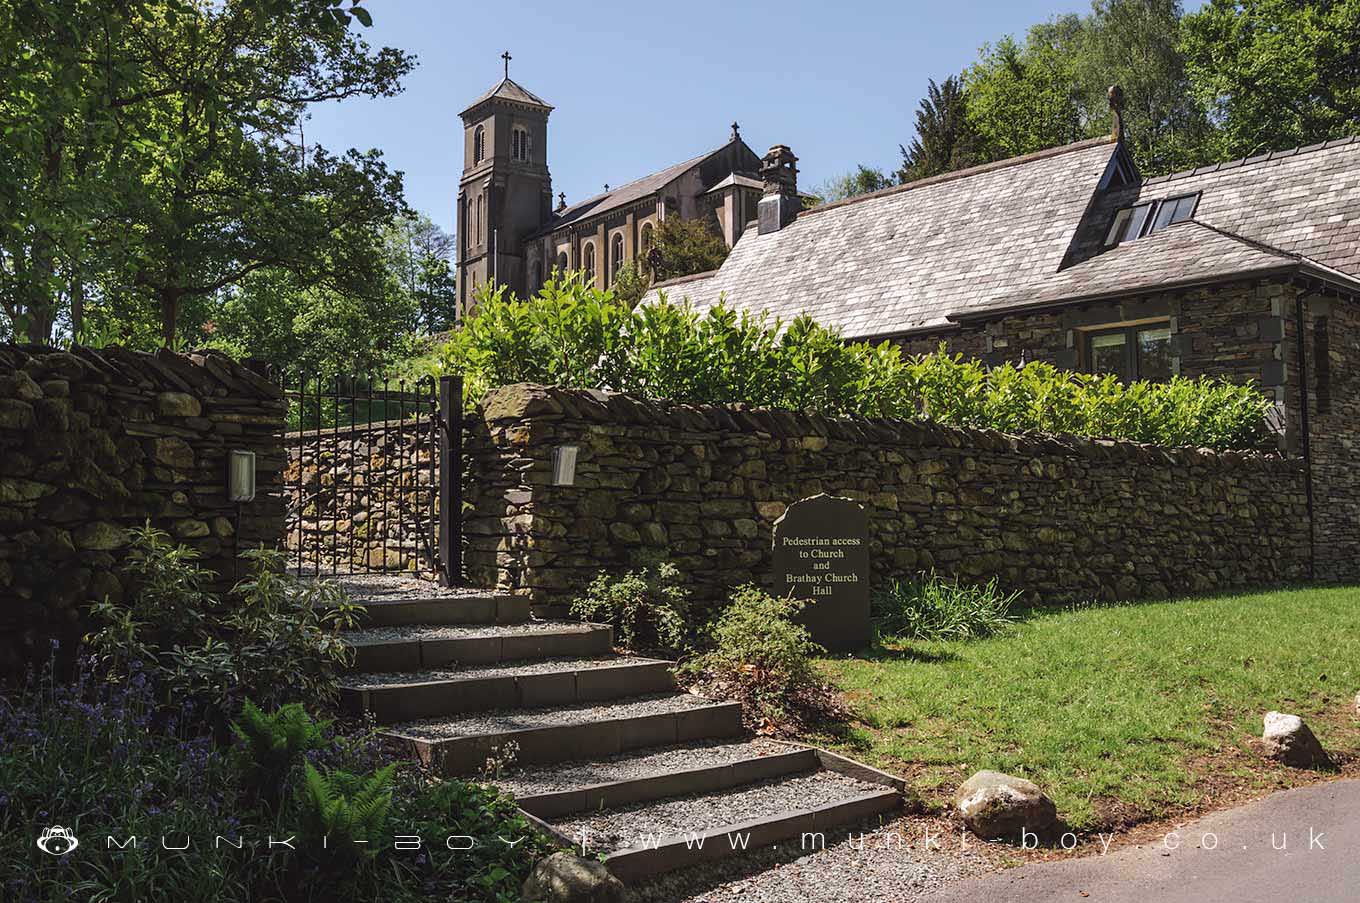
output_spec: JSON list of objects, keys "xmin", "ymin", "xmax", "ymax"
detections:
[
  {"xmin": 1106, "ymin": 193, "xmax": 1201, "ymax": 246},
  {"xmin": 582, "ymin": 241, "xmax": 596, "ymax": 281},
  {"xmin": 473, "ymin": 125, "xmax": 485, "ymax": 164},
  {"xmin": 512, "ymin": 126, "xmax": 530, "ymax": 162},
  {"xmin": 610, "ymin": 233, "xmax": 625, "ymax": 280},
  {"xmin": 1085, "ymin": 323, "xmax": 1173, "ymax": 382},
  {"xmin": 556, "ymin": 251, "xmax": 568, "ymax": 273}
]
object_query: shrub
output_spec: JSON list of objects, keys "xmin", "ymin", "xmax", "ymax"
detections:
[
  {"xmin": 873, "ymin": 572, "xmax": 1019, "ymax": 641},
  {"xmin": 441, "ymin": 282, "xmax": 1272, "ymax": 451},
  {"xmin": 88, "ymin": 526, "xmax": 362, "ymax": 724},
  {"xmin": 682, "ymin": 586, "xmax": 839, "ymax": 732},
  {"xmin": 0, "ymin": 657, "xmax": 553, "ymax": 903},
  {"xmin": 232, "ymin": 700, "xmax": 331, "ymax": 810},
  {"xmin": 570, "ymin": 558, "xmax": 690, "ymax": 655}
]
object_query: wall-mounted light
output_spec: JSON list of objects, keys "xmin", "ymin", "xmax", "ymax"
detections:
[
  {"xmin": 228, "ymin": 449, "xmax": 257, "ymax": 502},
  {"xmin": 551, "ymin": 444, "xmax": 579, "ymax": 486}
]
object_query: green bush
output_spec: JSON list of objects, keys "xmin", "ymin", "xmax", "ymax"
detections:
[
  {"xmin": 570, "ymin": 558, "xmax": 690, "ymax": 655},
  {"xmin": 0, "ymin": 662, "xmax": 553, "ymax": 902},
  {"xmin": 873, "ymin": 572, "xmax": 1019, "ymax": 641},
  {"xmin": 682, "ymin": 586, "xmax": 836, "ymax": 731},
  {"xmin": 232, "ymin": 700, "xmax": 332, "ymax": 810},
  {"xmin": 88, "ymin": 526, "xmax": 362, "ymax": 725},
  {"xmin": 441, "ymin": 279, "xmax": 1272, "ymax": 451}
]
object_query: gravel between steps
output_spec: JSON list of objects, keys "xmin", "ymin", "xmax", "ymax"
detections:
[
  {"xmin": 552, "ymin": 771, "xmax": 883, "ymax": 852},
  {"xmin": 392, "ymin": 692, "xmax": 720, "ymax": 740},
  {"xmin": 325, "ymin": 573, "xmax": 497, "ymax": 601},
  {"xmin": 342, "ymin": 656, "xmax": 669, "ymax": 688},
  {"xmin": 499, "ymin": 738, "xmax": 797, "ymax": 798},
  {"xmin": 343, "ymin": 620, "xmax": 599, "ymax": 644},
  {"xmin": 629, "ymin": 813, "xmax": 1000, "ymax": 903}
]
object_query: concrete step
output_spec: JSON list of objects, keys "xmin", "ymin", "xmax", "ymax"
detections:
[
  {"xmin": 505, "ymin": 740, "xmax": 820, "ymax": 820},
  {"xmin": 350, "ymin": 594, "xmax": 530, "ymax": 627},
  {"xmin": 538, "ymin": 753, "xmax": 904, "ymax": 882},
  {"xmin": 384, "ymin": 693, "xmax": 744, "ymax": 776},
  {"xmin": 343, "ymin": 621, "xmax": 613, "ymax": 672},
  {"xmin": 339, "ymin": 656, "xmax": 677, "ymax": 723}
]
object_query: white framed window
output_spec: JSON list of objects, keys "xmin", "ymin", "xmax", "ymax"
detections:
[
  {"xmin": 1150, "ymin": 193, "xmax": 1199, "ymax": 233},
  {"xmin": 512, "ymin": 126, "xmax": 530, "ymax": 162},
  {"xmin": 610, "ymin": 233, "xmax": 625, "ymax": 280},
  {"xmin": 582, "ymin": 241, "xmax": 596, "ymax": 281},
  {"xmin": 1106, "ymin": 192, "xmax": 1201, "ymax": 246}
]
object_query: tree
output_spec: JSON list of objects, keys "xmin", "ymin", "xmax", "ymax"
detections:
[
  {"xmin": 609, "ymin": 261, "xmax": 649, "ymax": 307},
  {"xmin": 1181, "ymin": 0, "xmax": 1360, "ymax": 160},
  {"xmin": 385, "ymin": 214, "xmax": 456, "ymax": 333},
  {"xmin": 964, "ymin": 24, "xmax": 1088, "ymax": 161},
  {"xmin": 0, "ymin": 0, "xmax": 410, "ymax": 347},
  {"xmin": 898, "ymin": 76, "xmax": 983, "ymax": 182},
  {"xmin": 649, "ymin": 218, "xmax": 729, "ymax": 282},
  {"xmin": 807, "ymin": 166, "xmax": 895, "ymax": 204}
]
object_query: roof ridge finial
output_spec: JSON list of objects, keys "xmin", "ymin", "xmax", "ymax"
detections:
[
  {"xmin": 1108, "ymin": 84, "xmax": 1126, "ymax": 143},
  {"xmin": 731, "ymin": 121, "xmax": 740, "ymax": 142},
  {"xmin": 502, "ymin": 50, "xmax": 512, "ymax": 80}
]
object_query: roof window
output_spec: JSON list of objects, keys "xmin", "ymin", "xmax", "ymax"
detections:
[{"xmin": 1105, "ymin": 192, "xmax": 1200, "ymax": 246}]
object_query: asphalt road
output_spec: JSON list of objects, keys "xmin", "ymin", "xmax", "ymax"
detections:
[{"xmin": 927, "ymin": 780, "xmax": 1360, "ymax": 903}]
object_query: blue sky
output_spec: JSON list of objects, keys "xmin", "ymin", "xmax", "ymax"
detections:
[{"xmin": 304, "ymin": 0, "xmax": 1153, "ymax": 235}]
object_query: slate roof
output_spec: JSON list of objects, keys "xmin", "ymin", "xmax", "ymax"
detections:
[
  {"xmin": 460, "ymin": 78, "xmax": 552, "ymax": 116},
  {"xmin": 536, "ymin": 143, "xmax": 737, "ymax": 237},
  {"xmin": 647, "ymin": 134, "xmax": 1360, "ymax": 338}
]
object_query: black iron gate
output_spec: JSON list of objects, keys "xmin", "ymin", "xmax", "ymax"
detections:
[{"xmin": 279, "ymin": 372, "xmax": 462, "ymax": 585}]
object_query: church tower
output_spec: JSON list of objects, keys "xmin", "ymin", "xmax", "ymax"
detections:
[{"xmin": 456, "ymin": 53, "xmax": 554, "ymax": 312}]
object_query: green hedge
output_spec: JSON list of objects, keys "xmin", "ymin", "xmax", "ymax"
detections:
[{"xmin": 441, "ymin": 276, "xmax": 1272, "ymax": 451}]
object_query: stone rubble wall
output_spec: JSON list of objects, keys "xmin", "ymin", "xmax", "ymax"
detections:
[
  {"xmin": 284, "ymin": 418, "xmax": 442, "ymax": 575},
  {"xmin": 0, "ymin": 345, "xmax": 286, "ymax": 673},
  {"xmin": 463, "ymin": 383, "xmax": 1311, "ymax": 609}
]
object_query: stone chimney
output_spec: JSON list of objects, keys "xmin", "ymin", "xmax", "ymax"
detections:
[
  {"xmin": 758, "ymin": 144, "xmax": 801, "ymax": 234},
  {"xmin": 1108, "ymin": 85, "xmax": 1126, "ymax": 143}
]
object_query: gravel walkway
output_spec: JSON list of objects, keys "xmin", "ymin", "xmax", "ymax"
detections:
[
  {"xmin": 629, "ymin": 814, "xmax": 1001, "ymax": 903},
  {"xmin": 324, "ymin": 573, "xmax": 494, "ymax": 600},
  {"xmin": 342, "ymin": 656, "xmax": 666, "ymax": 688},
  {"xmin": 392, "ymin": 692, "xmax": 720, "ymax": 740},
  {"xmin": 552, "ymin": 771, "xmax": 883, "ymax": 852},
  {"xmin": 499, "ymin": 738, "xmax": 798, "ymax": 798},
  {"xmin": 343, "ymin": 620, "xmax": 599, "ymax": 645}
]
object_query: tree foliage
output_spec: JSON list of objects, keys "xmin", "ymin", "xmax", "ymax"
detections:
[
  {"xmin": 1180, "ymin": 0, "xmax": 1360, "ymax": 159},
  {"xmin": 808, "ymin": 165, "xmax": 895, "ymax": 204},
  {"xmin": 648, "ymin": 216, "xmax": 729, "ymax": 282},
  {"xmin": 898, "ymin": 76, "xmax": 984, "ymax": 182},
  {"xmin": 0, "ymin": 0, "xmax": 412, "ymax": 346}
]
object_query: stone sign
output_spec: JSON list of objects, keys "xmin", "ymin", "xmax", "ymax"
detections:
[{"xmin": 771, "ymin": 493, "xmax": 871, "ymax": 652}]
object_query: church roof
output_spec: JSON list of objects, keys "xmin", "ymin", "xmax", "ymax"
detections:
[
  {"xmin": 645, "ymin": 134, "xmax": 1360, "ymax": 338},
  {"xmin": 460, "ymin": 77, "xmax": 552, "ymax": 116},
  {"xmin": 537, "ymin": 140, "xmax": 745, "ymax": 236}
]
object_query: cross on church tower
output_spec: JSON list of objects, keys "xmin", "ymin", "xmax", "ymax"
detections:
[{"xmin": 501, "ymin": 50, "xmax": 512, "ymax": 78}]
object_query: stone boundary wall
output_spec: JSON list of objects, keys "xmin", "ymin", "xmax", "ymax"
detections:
[
  {"xmin": 0, "ymin": 345, "xmax": 285, "ymax": 672},
  {"xmin": 463, "ymin": 383, "xmax": 1311, "ymax": 608}
]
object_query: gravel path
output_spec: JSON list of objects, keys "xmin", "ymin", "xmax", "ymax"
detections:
[
  {"xmin": 391, "ymin": 692, "xmax": 720, "ymax": 740},
  {"xmin": 342, "ymin": 656, "xmax": 667, "ymax": 688},
  {"xmin": 552, "ymin": 771, "xmax": 884, "ymax": 852},
  {"xmin": 343, "ymin": 620, "xmax": 600, "ymax": 645},
  {"xmin": 499, "ymin": 738, "xmax": 798, "ymax": 798},
  {"xmin": 324, "ymin": 573, "xmax": 495, "ymax": 601},
  {"xmin": 629, "ymin": 814, "xmax": 1001, "ymax": 903}
]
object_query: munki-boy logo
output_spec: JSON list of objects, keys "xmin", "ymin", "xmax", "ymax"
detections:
[{"xmin": 37, "ymin": 826, "xmax": 80, "ymax": 856}]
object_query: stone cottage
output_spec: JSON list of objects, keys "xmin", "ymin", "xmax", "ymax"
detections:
[{"xmin": 645, "ymin": 115, "xmax": 1360, "ymax": 583}]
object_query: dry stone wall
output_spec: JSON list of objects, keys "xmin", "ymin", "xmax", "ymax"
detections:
[
  {"xmin": 0, "ymin": 345, "xmax": 285, "ymax": 673},
  {"xmin": 463, "ymin": 384, "xmax": 1311, "ymax": 609}
]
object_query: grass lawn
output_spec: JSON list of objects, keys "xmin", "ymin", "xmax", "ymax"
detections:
[{"xmin": 816, "ymin": 585, "xmax": 1360, "ymax": 832}]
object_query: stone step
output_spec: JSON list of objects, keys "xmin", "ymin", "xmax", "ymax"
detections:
[
  {"xmin": 348, "ymin": 594, "xmax": 531, "ymax": 627},
  {"xmin": 343, "ymin": 621, "xmax": 613, "ymax": 672},
  {"xmin": 339, "ymin": 656, "xmax": 677, "ymax": 722},
  {"xmin": 546, "ymin": 767, "xmax": 902, "ymax": 883},
  {"xmin": 504, "ymin": 740, "xmax": 820, "ymax": 820},
  {"xmin": 384, "ymin": 693, "xmax": 745, "ymax": 776}
]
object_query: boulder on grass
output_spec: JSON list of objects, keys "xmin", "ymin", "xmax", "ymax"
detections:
[
  {"xmin": 522, "ymin": 852, "xmax": 625, "ymax": 903},
  {"xmin": 954, "ymin": 770, "xmax": 1057, "ymax": 841},
  {"xmin": 1260, "ymin": 711, "xmax": 1329, "ymax": 767}
]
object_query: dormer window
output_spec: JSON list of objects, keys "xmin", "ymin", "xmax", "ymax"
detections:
[
  {"xmin": 512, "ymin": 126, "xmax": 530, "ymax": 162},
  {"xmin": 1105, "ymin": 192, "xmax": 1200, "ymax": 246}
]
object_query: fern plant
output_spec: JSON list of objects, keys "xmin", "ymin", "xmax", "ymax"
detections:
[
  {"xmin": 231, "ymin": 700, "xmax": 331, "ymax": 810},
  {"xmin": 297, "ymin": 762, "xmax": 396, "ymax": 868}
]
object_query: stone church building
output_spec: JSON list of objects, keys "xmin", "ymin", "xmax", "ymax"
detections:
[{"xmin": 456, "ymin": 66, "xmax": 763, "ymax": 310}]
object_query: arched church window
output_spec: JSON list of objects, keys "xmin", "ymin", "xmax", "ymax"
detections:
[
  {"xmin": 556, "ymin": 251, "xmax": 568, "ymax": 274},
  {"xmin": 512, "ymin": 127, "xmax": 530, "ymax": 162},
  {"xmin": 610, "ymin": 233, "xmax": 625, "ymax": 280},
  {"xmin": 582, "ymin": 242, "xmax": 596, "ymax": 281},
  {"xmin": 475, "ymin": 195, "xmax": 484, "ymax": 245},
  {"xmin": 530, "ymin": 261, "xmax": 542, "ymax": 292},
  {"xmin": 639, "ymin": 223, "xmax": 654, "ymax": 262},
  {"xmin": 474, "ymin": 125, "xmax": 485, "ymax": 164}
]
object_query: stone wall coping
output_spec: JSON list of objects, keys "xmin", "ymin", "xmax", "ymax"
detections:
[
  {"xmin": 0, "ymin": 344, "xmax": 281, "ymax": 400},
  {"xmin": 477, "ymin": 383, "xmax": 1297, "ymax": 471}
]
